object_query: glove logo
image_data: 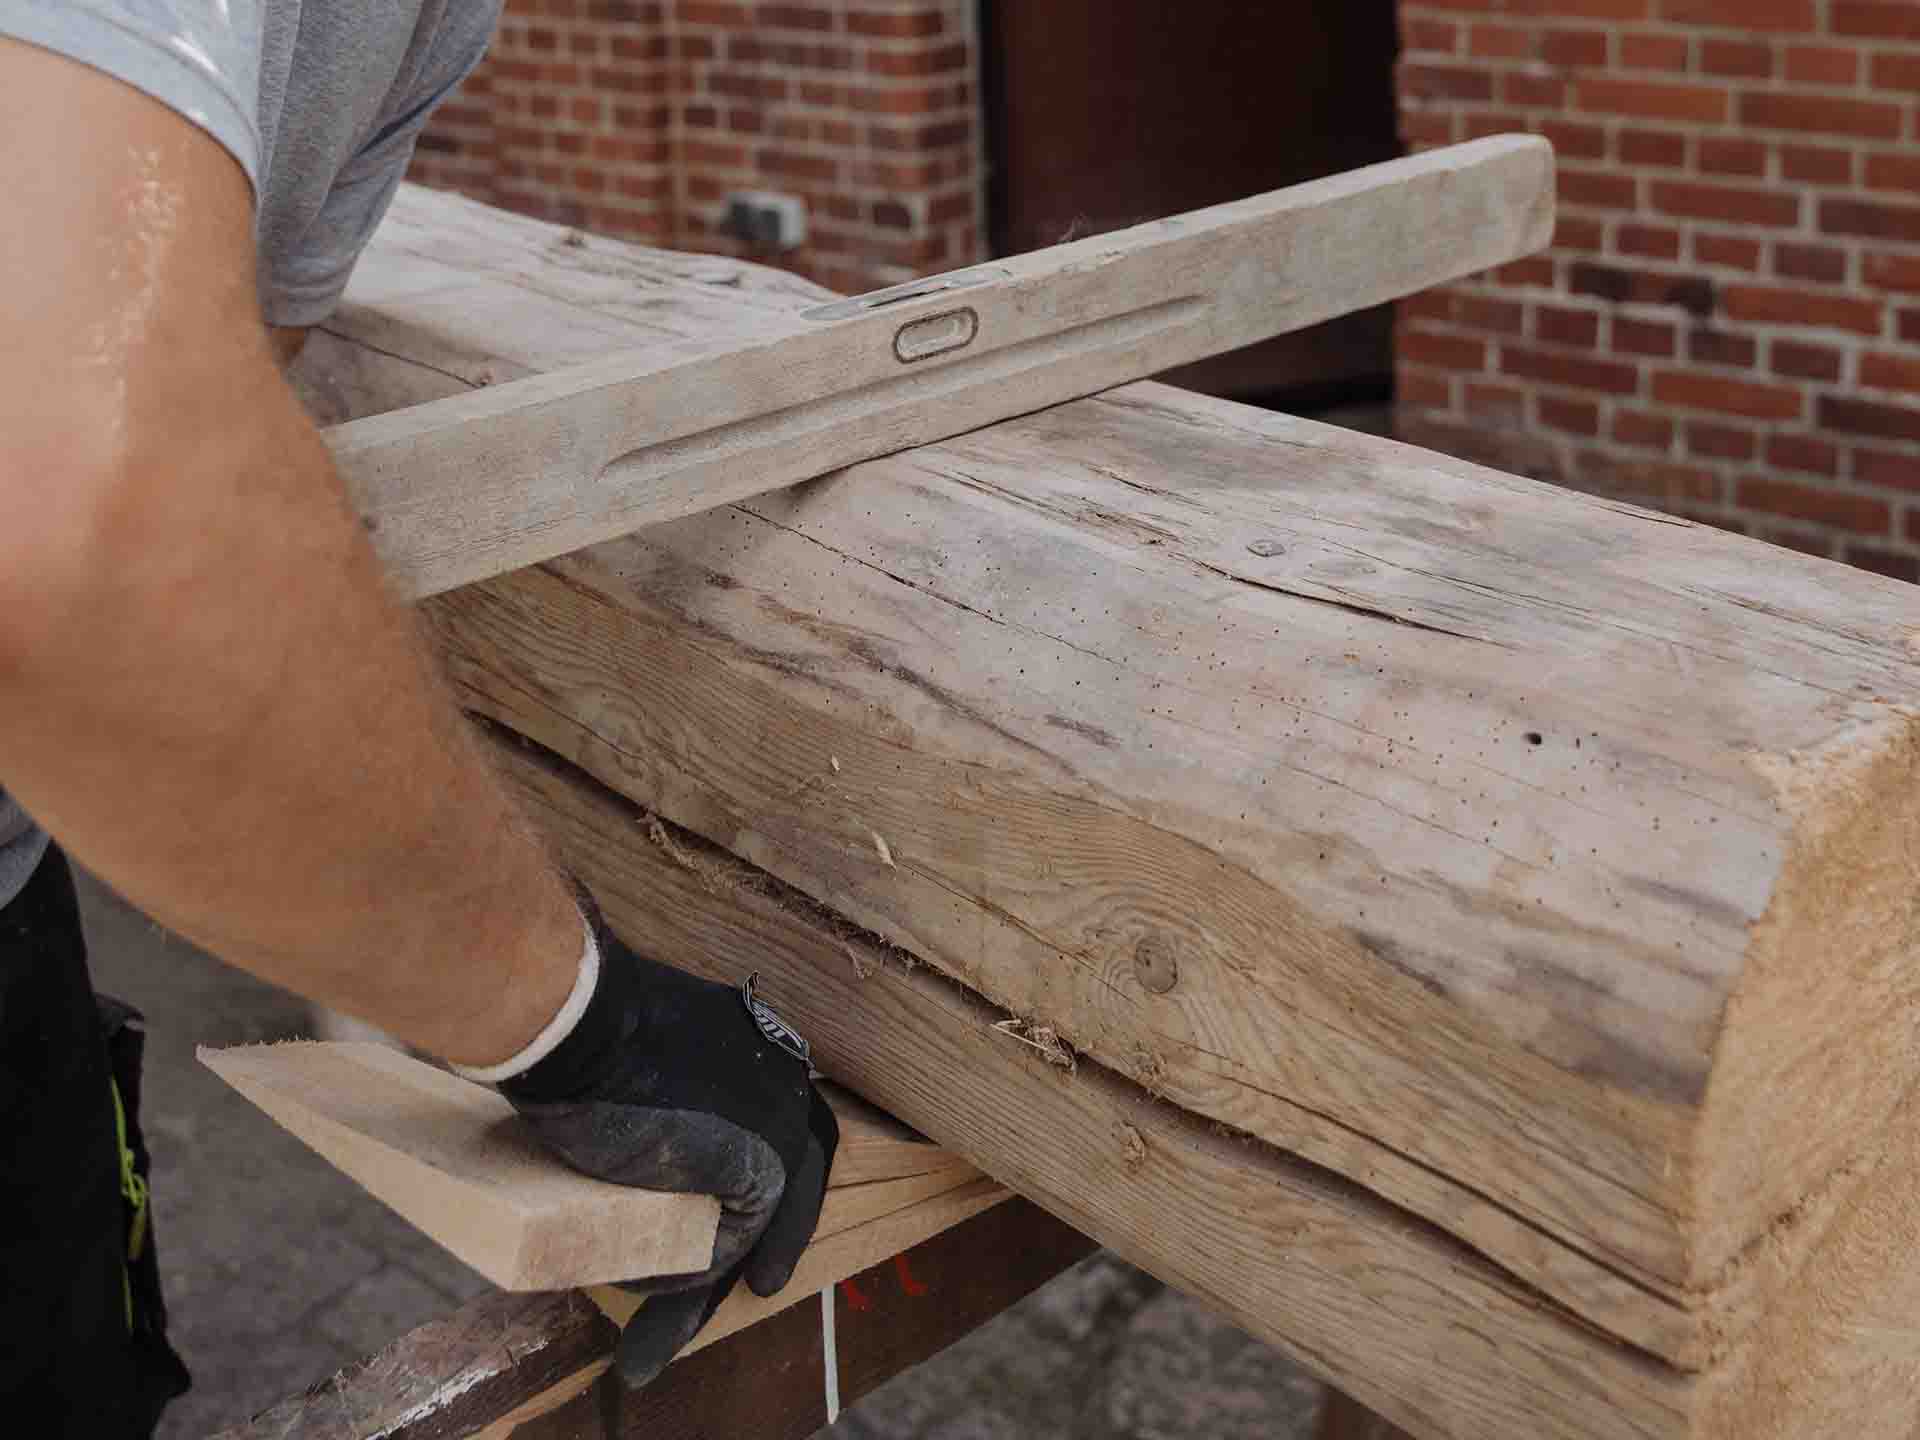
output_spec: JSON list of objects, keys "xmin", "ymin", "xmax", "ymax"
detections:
[{"xmin": 742, "ymin": 973, "xmax": 811, "ymax": 1065}]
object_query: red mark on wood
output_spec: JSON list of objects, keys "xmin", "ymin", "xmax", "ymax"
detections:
[
  {"xmin": 838, "ymin": 1278, "xmax": 872, "ymax": 1311},
  {"xmin": 894, "ymin": 1254, "xmax": 928, "ymax": 1297}
]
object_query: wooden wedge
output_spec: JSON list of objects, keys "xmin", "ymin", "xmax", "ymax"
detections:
[
  {"xmin": 329, "ymin": 135, "xmax": 1553, "ymax": 597},
  {"xmin": 199, "ymin": 1041, "xmax": 984, "ymax": 1291}
]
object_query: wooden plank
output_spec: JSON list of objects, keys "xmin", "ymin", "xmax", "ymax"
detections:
[
  {"xmin": 215, "ymin": 1196, "xmax": 1091, "ymax": 1440},
  {"xmin": 199, "ymin": 1041, "xmax": 986, "ymax": 1291},
  {"xmin": 1319, "ymin": 1390, "xmax": 1420, "ymax": 1440},
  {"xmin": 488, "ymin": 729, "xmax": 1920, "ymax": 1440},
  {"xmin": 327, "ymin": 136, "xmax": 1553, "ymax": 597}
]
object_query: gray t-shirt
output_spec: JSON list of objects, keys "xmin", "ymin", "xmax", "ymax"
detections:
[{"xmin": 0, "ymin": 0, "xmax": 500, "ymax": 910}]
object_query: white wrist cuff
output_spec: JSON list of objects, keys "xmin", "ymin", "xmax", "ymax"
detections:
[{"xmin": 451, "ymin": 913, "xmax": 601, "ymax": 1085}]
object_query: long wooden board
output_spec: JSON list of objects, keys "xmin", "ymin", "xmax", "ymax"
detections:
[
  {"xmin": 216, "ymin": 1197, "xmax": 1092, "ymax": 1440},
  {"xmin": 200, "ymin": 1041, "xmax": 989, "ymax": 1291},
  {"xmin": 329, "ymin": 136, "xmax": 1553, "ymax": 597}
]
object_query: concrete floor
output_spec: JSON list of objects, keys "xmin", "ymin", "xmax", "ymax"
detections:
[{"xmin": 74, "ymin": 870, "xmax": 1323, "ymax": 1439}]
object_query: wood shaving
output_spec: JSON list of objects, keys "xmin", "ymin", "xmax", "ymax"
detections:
[
  {"xmin": 992, "ymin": 1019, "xmax": 1076, "ymax": 1073},
  {"xmin": 870, "ymin": 830, "xmax": 896, "ymax": 868}
]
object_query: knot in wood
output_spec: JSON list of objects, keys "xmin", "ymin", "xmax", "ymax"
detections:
[{"xmin": 1132, "ymin": 937, "xmax": 1179, "ymax": 994}]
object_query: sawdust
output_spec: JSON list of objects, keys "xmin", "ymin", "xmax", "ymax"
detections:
[{"xmin": 993, "ymin": 1018, "xmax": 1077, "ymax": 1073}]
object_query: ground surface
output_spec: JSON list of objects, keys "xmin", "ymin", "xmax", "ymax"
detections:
[{"xmin": 75, "ymin": 871, "xmax": 1324, "ymax": 1439}]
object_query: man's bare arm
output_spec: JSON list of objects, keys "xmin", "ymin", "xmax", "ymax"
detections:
[{"xmin": 0, "ymin": 41, "xmax": 579, "ymax": 1067}]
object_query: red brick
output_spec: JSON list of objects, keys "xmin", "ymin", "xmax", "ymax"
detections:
[
  {"xmin": 1618, "ymin": 127, "xmax": 1688, "ymax": 167},
  {"xmin": 1724, "ymin": 284, "xmax": 1882, "ymax": 334},
  {"xmin": 1539, "ymin": 395, "xmax": 1602, "ymax": 435},
  {"xmin": 1401, "ymin": 328, "xmax": 1490, "ymax": 371},
  {"xmin": 1781, "ymin": 144, "xmax": 1853, "ymax": 185},
  {"xmin": 1556, "ymin": 214, "xmax": 1607, "ymax": 251},
  {"xmin": 1688, "ymin": 420, "xmax": 1757, "ymax": 461},
  {"xmin": 1773, "ymin": 243, "xmax": 1849, "ymax": 285},
  {"xmin": 756, "ymin": 3, "xmax": 833, "ymax": 29},
  {"xmin": 1662, "ymin": 0, "xmax": 1813, "ymax": 27},
  {"xmin": 1503, "ymin": 71, "xmax": 1569, "ymax": 106},
  {"xmin": 1821, "ymin": 395, "xmax": 1920, "ymax": 444},
  {"xmin": 1873, "ymin": 253, "xmax": 1920, "ymax": 293},
  {"xmin": 1536, "ymin": 305, "xmax": 1602, "ymax": 347},
  {"xmin": 1900, "ymin": 309, "xmax": 1920, "ymax": 344},
  {"xmin": 1576, "ymin": 76, "xmax": 1728, "ymax": 122},
  {"xmin": 1767, "ymin": 433, "xmax": 1841, "ymax": 475},
  {"xmin": 678, "ymin": 0, "xmax": 749, "ymax": 22},
  {"xmin": 1523, "ymin": 0, "xmax": 1651, "ymax": 17},
  {"xmin": 1614, "ymin": 315, "xmax": 1678, "ymax": 356},
  {"xmin": 1870, "ymin": 52, "xmax": 1920, "ymax": 93},
  {"xmin": 1463, "ymin": 110, "xmax": 1535, "ymax": 140},
  {"xmin": 1862, "ymin": 352, "xmax": 1920, "ymax": 393},
  {"xmin": 1401, "ymin": 61, "xmax": 1496, "ymax": 102},
  {"xmin": 1857, "ymin": 448, "xmax": 1920, "ymax": 491},
  {"xmin": 1771, "ymin": 339, "xmax": 1844, "ymax": 381},
  {"xmin": 1694, "ymin": 232, "xmax": 1764, "ymax": 271},
  {"xmin": 1543, "ymin": 28, "xmax": 1610, "ymax": 67},
  {"xmin": 1559, "ymin": 168, "xmax": 1639, "ymax": 209},
  {"xmin": 1653, "ymin": 180, "xmax": 1799, "ymax": 228},
  {"xmin": 1456, "ymin": 294, "xmax": 1528, "ymax": 333},
  {"xmin": 1844, "ymin": 546, "xmax": 1920, "ymax": 582},
  {"xmin": 868, "ymin": 42, "xmax": 968, "ymax": 76},
  {"xmin": 1539, "ymin": 119, "xmax": 1608, "ymax": 159},
  {"xmin": 1400, "ymin": 109, "xmax": 1460, "ymax": 148},
  {"xmin": 1699, "ymin": 39, "xmax": 1773, "ymax": 77},
  {"xmin": 1614, "ymin": 408, "xmax": 1676, "ymax": 448},
  {"xmin": 846, "ymin": 8, "xmax": 940, "ymax": 38},
  {"xmin": 1620, "ymin": 32, "xmax": 1689, "ymax": 69},
  {"xmin": 1833, "ymin": 3, "xmax": 1920, "ymax": 40},
  {"xmin": 1823, "ymin": 197, "xmax": 1920, "ymax": 243},
  {"xmin": 1866, "ymin": 153, "xmax": 1920, "ymax": 194},
  {"xmin": 1741, "ymin": 92, "xmax": 1905, "ymax": 140},
  {"xmin": 1654, "ymin": 370, "xmax": 1804, "ymax": 418},
  {"xmin": 1738, "ymin": 478, "xmax": 1890, "ymax": 533},
  {"xmin": 1570, "ymin": 260, "xmax": 1716, "ymax": 313},
  {"xmin": 1495, "ymin": 255, "xmax": 1557, "ymax": 288},
  {"xmin": 1784, "ymin": 45, "xmax": 1860, "ymax": 85},
  {"xmin": 1403, "ymin": 17, "xmax": 1460, "ymax": 53},
  {"xmin": 1500, "ymin": 345, "xmax": 1642, "ymax": 394},
  {"xmin": 1697, "ymin": 137, "xmax": 1767, "ymax": 177},
  {"xmin": 1399, "ymin": 369, "xmax": 1456, "ymax": 408},
  {"xmin": 1463, "ymin": 381, "xmax": 1528, "ymax": 422},
  {"xmin": 1579, "ymin": 454, "xmax": 1722, "ymax": 502},
  {"xmin": 1469, "ymin": 23, "xmax": 1535, "ymax": 57},
  {"xmin": 1690, "ymin": 327, "xmax": 1758, "ymax": 367},
  {"xmin": 757, "ymin": 147, "xmax": 838, "ymax": 180},
  {"xmin": 1619, "ymin": 223, "xmax": 1683, "ymax": 259}
]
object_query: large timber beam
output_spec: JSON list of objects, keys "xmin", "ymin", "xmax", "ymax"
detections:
[{"xmin": 295, "ymin": 183, "xmax": 1920, "ymax": 1440}]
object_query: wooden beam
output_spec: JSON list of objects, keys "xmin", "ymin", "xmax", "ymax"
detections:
[
  {"xmin": 326, "ymin": 137, "xmax": 1553, "ymax": 597},
  {"xmin": 199, "ymin": 1041, "xmax": 990, "ymax": 1291},
  {"xmin": 214, "ymin": 1196, "xmax": 1092, "ymax": 1440},
  {"xmin": 300, "ymin": 187, "xmax": 1920, "ymax": 1438},
  {"xmin": 488, "ymin": 728, "xmax": 1920, "ymax": 1440}
]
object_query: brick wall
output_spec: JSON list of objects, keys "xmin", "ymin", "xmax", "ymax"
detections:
[
  {"xmin": 1395, "ymin": 0, "xmax": 1920, "ymax": 581},
  {"xmin": 406, "ymin": 0, "xmax": 982, "ymax": 296}
]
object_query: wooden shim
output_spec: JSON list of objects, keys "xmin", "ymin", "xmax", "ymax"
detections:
[
  {"xmin": 215, "ymin": 1196, "xmax": 1091, "ymax": 1440},
  {"xmin": 328, "ymin": 136, "xmax": 1553, "ymax": 597},
  {"xmin": 490, "ymin": 730, "xmax": 1920, "ymax": 1440},
  {"xmin": 199, "ymin": 1041, "xmax": 986, "ymax": 1291}
]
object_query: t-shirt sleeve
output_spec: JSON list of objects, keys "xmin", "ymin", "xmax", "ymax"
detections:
[
  {"xmin": 262, "ymin": 2, "xmax": 498, "ymax": 327},
  {"xmin": 0, "ymin": 0, "xmax": 264, "ymax": 194}
]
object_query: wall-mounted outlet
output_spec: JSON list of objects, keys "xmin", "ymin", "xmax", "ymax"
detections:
[{"xmin": 724, "ymin": 190, "xmax": 808, "ymax": 252}]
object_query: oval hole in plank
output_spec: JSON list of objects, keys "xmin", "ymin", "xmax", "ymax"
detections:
[{"xmin": 894, "ymin": 307, "xmax": 979, "ymax": 364}]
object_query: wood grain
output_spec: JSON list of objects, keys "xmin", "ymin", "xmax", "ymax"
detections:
[
  {"xmin": 200, "ymin": 1042, "xmax": 986, "ymax": 1291},
  {"xmin": 326, "ymin": 137, "xmax": 1553, "ymax": 597},
  {"xmin": 489, "ymin": 730, "xmax": 1920, "ymax": 1440}
]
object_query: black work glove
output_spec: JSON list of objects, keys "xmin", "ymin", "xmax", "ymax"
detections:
[{"xmin": 500, "ymin": 902, "xmax": 838, "ymax": 1392}]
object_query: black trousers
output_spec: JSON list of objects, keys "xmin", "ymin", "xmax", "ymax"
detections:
[{"xmin": 0, "ymin": 852, "xmax": 187, "ymax": 1436}]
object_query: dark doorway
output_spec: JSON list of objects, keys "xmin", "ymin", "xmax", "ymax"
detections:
[{"xmin": 980, "ymin": 1, "xmax": 1402, "ymax": 413}]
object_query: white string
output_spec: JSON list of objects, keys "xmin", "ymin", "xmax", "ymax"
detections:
[{"xmin": 821, "ymin": 1286, "xmax": 841, "ymax": 1425}]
